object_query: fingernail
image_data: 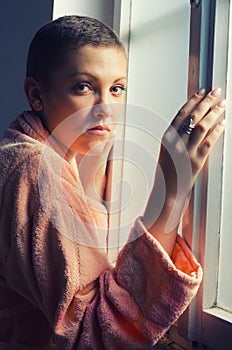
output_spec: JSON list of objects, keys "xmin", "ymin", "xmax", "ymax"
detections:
[
  {"xmin": 211, "ymin": 87, "xmax": 222, "ymax": 97},
  {"xmin": 217, "ymin": 99, "xmax": 226, "ymax": 108},
  {"xmin": 196, "ymin": 88, "xmax": 206, "ymax": 96},
  {"xmin": 219, "ymin": 119, "xmax": 226, "ymax": 127}
]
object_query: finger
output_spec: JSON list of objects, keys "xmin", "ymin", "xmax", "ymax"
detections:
[
  {"xmin": 172, "ymin": 88, "xmax": 206, "ymax": 129},
  {"xmin": 186, "ymin": 88, "xmax": 222, "ymax": 126},
  {"xmin": 197, "ymin": 119, "xmax": 225, "ymax": 159},
  {"xmin": 173, "ymin": 87, "xmax": 222, "ymax": 131},
  {"xmin": 189, "ymin": 100, "xmax": 226, "ymax": 147}
]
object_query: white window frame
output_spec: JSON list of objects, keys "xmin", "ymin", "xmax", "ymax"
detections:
[
  {"xmin": 202, "ymin": 0, "xmax": 232, "ymax": 346},
  {"xmin": 179, "ymin": 0, "xmax": 232, "ymax": 348}
]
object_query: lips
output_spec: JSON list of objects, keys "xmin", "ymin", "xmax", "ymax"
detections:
[
  {"xmin": 87, "ymin": 124, "xmax": 110, "ymax": 136},
  {"xmin": 88, "ymin": 125, "xmax": 110, "ymax": 131}
]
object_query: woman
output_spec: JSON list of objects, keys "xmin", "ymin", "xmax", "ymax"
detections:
[{"xmin": 0, "ymin": 15, "xmax": 225, "ymax": 349}]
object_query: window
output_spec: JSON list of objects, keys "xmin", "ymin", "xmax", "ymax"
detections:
[
  {"xmin": 203, "ymin": 0, "xmax": 232, "ymax": 344},
  {"xmin": 113, "ymin": 0, "xmax": 232, "ymax": 348},
  {"xmin": 179, "ymin": 1, "xmax": 232, "ymax": 348}
]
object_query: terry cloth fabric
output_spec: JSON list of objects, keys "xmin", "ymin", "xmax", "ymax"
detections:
[{"xmin": 0, "ymin": 111, "xmax": 203, "ymax": 349}]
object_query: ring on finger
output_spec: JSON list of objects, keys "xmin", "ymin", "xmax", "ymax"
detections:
[{"xmin": 180, "ymin": 117, "xmax": 196, "ymax": 135}]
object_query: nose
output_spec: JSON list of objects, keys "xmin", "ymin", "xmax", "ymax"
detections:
[{"xmin": 92, "ymin": 102, "xmax": 113, "ymax": 119}]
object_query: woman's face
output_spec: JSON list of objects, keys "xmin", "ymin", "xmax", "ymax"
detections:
[{"xmin": 40, "ymin": 45, "xmax": 127, "ymax": 154}]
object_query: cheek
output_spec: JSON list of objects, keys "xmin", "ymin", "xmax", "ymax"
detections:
[
  {"xmin": 48, "ymin": 108, "xmax": 91, "ymax": 150},
  {"xmin": 47, "ymin": 92, "xmax": 91, "ymax": 114},
  {"xmin": 70, "ymin": 92, "xmax": 97, "ymax": 107},
  {"xmin": 61, "ymin": 109, "xmax": 91, "ymax": 135}
]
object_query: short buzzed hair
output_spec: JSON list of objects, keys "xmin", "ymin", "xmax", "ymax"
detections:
[{"xmin": 26, "ymin": 15, "xmax": 125, "ymax": 85}]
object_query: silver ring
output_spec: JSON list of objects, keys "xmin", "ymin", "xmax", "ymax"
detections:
[{"xmin": 181, "ymin": 117, "xmax": 196, "ymax": 135}]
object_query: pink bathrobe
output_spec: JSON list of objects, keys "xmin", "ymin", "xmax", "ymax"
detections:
[{"xmin": 0, "ymin": 111, "xmax": 202, "ymax": 350}]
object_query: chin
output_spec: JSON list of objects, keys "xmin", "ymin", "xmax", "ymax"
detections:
[{"xmin": 72, "ymin": 139, "xmax": 108, "ymax": 155}]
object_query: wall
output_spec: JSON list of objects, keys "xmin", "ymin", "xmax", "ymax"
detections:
[{"xmin": 0, "ymin": 0, "xmax": 53, "ymax": 138}]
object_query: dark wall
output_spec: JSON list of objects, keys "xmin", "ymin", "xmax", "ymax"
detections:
[{"xmin": 0, "ymin": 0, "xmax": 54, "ymax": 138}]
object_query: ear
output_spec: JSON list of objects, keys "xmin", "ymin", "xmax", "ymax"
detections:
[{"xmin": 23, "ymin": 77, "xmax": 44, "ymax": 112}]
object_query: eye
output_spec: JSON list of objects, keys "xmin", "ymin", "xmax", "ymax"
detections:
[
  {"xmin": 110, "ymin": 85, "xmax": 127, "ymax": 96},
  {"xmin": 73, "ymin": 83, "xmax": 93, "ymax": 94}
]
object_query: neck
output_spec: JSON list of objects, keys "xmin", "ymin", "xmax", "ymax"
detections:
[{"xmin": 76, "ymin": 152, "xmax": 108, "ymax": 203}]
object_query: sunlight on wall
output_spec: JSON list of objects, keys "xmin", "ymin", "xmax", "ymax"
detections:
[
  {"xmin": 53, "ymin": 0, "xmax": 114, "ymax": 27},
  {"xmin": 119, "ymin": 0, "xmax": 191, "ymax": 243}
]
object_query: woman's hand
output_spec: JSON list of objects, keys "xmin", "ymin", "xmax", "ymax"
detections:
[
  {"xmin": 143, "ymin": 88, "xmax": 226, "ymax": 255},
  {"xmin": 161, "ymin": 87, "xmax": 225, "ymax": 199}
]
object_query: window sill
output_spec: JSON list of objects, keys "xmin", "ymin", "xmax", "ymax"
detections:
[{"xmin": 204, "ymin": 307, "xmax": 232, "ymax": 324}]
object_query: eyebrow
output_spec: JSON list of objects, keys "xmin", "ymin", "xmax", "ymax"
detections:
[{"xmin": 69, "ymin": 72, "xmax": 127, "ymax": 82}]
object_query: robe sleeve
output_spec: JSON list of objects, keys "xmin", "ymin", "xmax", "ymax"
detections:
[{"xmin": 0, "ymin": 152, "xmax": 202, "ymax": 350}]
